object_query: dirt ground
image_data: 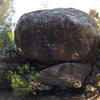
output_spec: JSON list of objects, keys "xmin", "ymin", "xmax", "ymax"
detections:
[{"xmin": 0, "ymin": 90, "xmax": 100, "ymax": 100}]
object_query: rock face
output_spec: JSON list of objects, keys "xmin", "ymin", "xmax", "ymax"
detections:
[
  {"xmin": 36, "ymin": 63, "xmax": 91, "ymax": 88},
  {"xmin": 15, "ymin": 8, "xmax": 99, "ymax": 63},
  {"xmin": 0, "ymin": 43, "xmax": 27, "ymax": 63}
]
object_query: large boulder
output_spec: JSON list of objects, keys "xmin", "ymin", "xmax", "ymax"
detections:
[{"xmin": 15, "ymin": 8, "xmax": 99, "ymax": 63}]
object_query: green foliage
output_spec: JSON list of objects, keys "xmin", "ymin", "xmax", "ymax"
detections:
[
  {"xmin": 0, "ymin": 0, "xmax": 15, "ymax": 47},
  {"xmin": 89, "ymin": 9, "xmax": 100, "ymax": 34},
  {"xmin": 89, "ymin": 9, "xmax": 99, "ymax": 18},
  {"xmin": 0, "ymin": 0, "xmax": 14, "ymax": 26},
  {"xmin": 1, "ymin": 24, "xmax": 15, "ymax": 46},
  {"xmin": 6, "ymin": 64, "xmax": 37, "ymax": 96}
]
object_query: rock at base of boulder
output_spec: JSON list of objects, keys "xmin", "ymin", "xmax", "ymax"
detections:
[
  {"xmin": 84, "ymin": 64, "xmax": 100, "ymax": 99},
  {"xmin": 36, "ymin": 63, "xmax": 91, "ymax": 88}
]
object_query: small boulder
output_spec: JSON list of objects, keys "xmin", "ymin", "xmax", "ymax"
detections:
[{"xmin": 36, "ymin": 63, "xmax": 91, "ymax": 88}]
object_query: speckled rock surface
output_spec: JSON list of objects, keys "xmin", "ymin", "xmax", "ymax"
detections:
[{"xmin": 15, "ymin": 8, "xmax": 99, "ymax": 64}]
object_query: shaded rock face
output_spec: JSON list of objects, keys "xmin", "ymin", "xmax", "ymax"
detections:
[
  {"xmin": 15, "ymin": 8, "xmax": 99, "ymax": 63},
  {"xmin": 0, "ymin": 43, "xmax": 27, "ymax": 63},
  {"xmin": 36, "ymin": 63, "xmax": 91, "ymax": 88},
  {"xmin": 0, "ymin": 62, "xmax": 10, "ymax": 88}
]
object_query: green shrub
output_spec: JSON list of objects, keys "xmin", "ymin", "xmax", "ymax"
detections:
[
  {"xmin": 1, "ymin": 24, "xmax": 15, "ymax": 46},
  {"xmin": 6, "ymin": 64, "xmax": 37, "ymax": 96}
]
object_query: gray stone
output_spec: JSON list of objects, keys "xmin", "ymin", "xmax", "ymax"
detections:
[
  {"xmin": 15, "ymin": 8, "xmax": 99, "ymax": 65},
  {"xmin": 0, "ymin": 43, "xmax": 26, "ymax": 63},
  {"xmin": 36, "ymin": 63, "xmax": 91, "ymax": 88},
  {"xmin": 0, "ymin": 62, "xmax": 8, "ymax": 70}
]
